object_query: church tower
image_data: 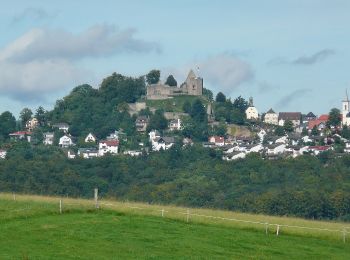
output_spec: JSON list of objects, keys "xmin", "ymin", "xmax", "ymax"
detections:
[
  {"xmin": 184, "ymin": 69, "xmax": 203, "ymax": 96},
  {"xmin": 342, "ymin": 90, "xmax": 350, "ymax": 126}
]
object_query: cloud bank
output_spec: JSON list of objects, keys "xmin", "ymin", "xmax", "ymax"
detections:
[
  {"xmin": 269, "ymin": 49, "xmax": 335, "ymax": 66},
  {"xmin": 275, "ymin": 88, "xmax": 312, "ymax": 109},
  {"xmin": 0, "ymin": 25, "xmax": 160, "ymax": 101}
]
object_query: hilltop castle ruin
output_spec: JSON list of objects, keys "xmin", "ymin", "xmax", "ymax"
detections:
[{"xmin": 146, "ymin": 70, "xmax": 203, "ymax": 100}]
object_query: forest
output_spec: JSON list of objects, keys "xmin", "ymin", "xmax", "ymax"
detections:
[{"xmin": 1, "ymin": 141, "xmax": 350, "ymax": 222}]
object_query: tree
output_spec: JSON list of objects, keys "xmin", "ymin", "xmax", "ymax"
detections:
[
  {"xmin": 284, "ymin": 120, "xmax": 294, "ymax": 133},
  {"xmin": 215, "ymin": 92, "xmax": 226, "ymax": 102},
  {"xmin": 232, "ymin": 96, "xmax": 249, "ymax": 113},
  {"xmin": 35, "ymin": 106, "xmax": 47, "ymax": 126},
  {"xmin": 0, "ymin": 111, "xmax": 17, "ymax": 139},
  {"xmin": 20, "ymin": 108, "xmax": 33, "ymax": 128},
  {"xmin": 275, "ymin": 126, "xmax": 285, "ymax": 136},
  {"xmin": 301, "ymin": 127, "xmax": 308, "ymax": 136},
  {"xmin": 327, "ymin": 108, "xmax": 341, "ymax": 128},
  {"xmin": 203, "ymin": 88, "xmax": 213, "ymax": 101},
  {"xmin": 182, "ymin": 101, "xmax": 192, "ymax": 114},
  {"xmin": 190, "ymin": 99, "xmax": 207, "ymax": 123},
  {"xmin": 165, "ymin": 75, "xmax": 177, "ymax": 86},
  {"xmin": 147, "ymin": 109, "xmax": 168, "ymax": 131},
  {"xmin": 311, "ymin": 126, "xmax": 319, "ymax": 136},
  {"xmin": 146, "ymin": 70, "xmax": 160, "ymax": 85},
  {"xmin": 341, "ymin": 125, "xmax": 350, "ymax": 139}
]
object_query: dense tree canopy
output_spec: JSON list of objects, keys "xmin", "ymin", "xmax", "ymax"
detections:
[
  {"xmin": 146, "ymin": 70, "xmax": 160, "ymax": 85},
  {"xmin": 327, "ymin": 108, "xmax": 341, "ymax": 127},
  {"xmin": 1, "ymin": 144, "xmax": 350, "ymax": 221}
]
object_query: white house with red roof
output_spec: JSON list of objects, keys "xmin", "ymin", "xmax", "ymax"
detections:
[
  {"xmin": 208, "ymin": 136, "xmax": 225, "ymax": 146},
  {"xmin": 308, "ymin": 114, "xmax": 329, "ymax": 130},
  {"xmin": 98, "ymin": 140, "xmax": 119, "ymax": 156},
  {"xmin": 9, "ymin": 131, "xmax": 32, "ymax": 142}
]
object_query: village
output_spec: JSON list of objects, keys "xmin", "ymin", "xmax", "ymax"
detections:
[{"xmin": 1, "ymin": 70, "xmax": 350, "ymax": 162}]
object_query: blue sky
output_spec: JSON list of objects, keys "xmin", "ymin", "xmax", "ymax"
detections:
[{"xmin": 0, "ymin": 0, "xmax": 349, "ymax": 117}]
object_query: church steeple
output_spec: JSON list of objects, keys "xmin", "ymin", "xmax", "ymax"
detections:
[{"xmin": 249, "ymin": 96, "xmax": 254, "ymax": 107}]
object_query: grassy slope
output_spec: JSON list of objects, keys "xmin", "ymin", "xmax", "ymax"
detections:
[
  {"xmin": 146, "ymin": 95, "xmax": 209, "ymax": 113},
  {"xmin": 0, "ymin": 194, "xmax": 349, "ymax": 259}
]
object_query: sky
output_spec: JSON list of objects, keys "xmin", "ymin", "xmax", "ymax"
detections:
[{"xmin": 0, "ymin": 0, "xmax": 350, "ymax": 117}]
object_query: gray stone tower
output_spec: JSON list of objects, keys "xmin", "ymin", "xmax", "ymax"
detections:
[{"xmin": 183, "ymin": 69, "xmax": 203, "ymax": 96}]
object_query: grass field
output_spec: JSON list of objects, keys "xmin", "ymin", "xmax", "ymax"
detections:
[{"xmin": 0, "ymin": 193, "xmax": 349, "ymax": 259}]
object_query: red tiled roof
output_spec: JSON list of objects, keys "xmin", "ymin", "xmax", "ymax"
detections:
[
  {"xmin": 100, "ymin": 140, "xmax": 119, "ymax": 146},
  {"xmin": 318, "ymin": 114, "xmax": 329, "ymax": 121},
  {"xmin": 308, "ymin": 146, "xmax": 330, "ymax": 151},
  {"xmin": 209, "ymin": 136, "xmax": 224, "ymax": 143},
  {"xmin": 9, "ymin": 131, "xmax": 32, "ymax": 136}
]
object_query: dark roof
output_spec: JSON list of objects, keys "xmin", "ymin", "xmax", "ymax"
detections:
[
  {"xmin": 154, "ymin": 137, "xmax": 175, "ymax": 144},
  {"xmin": 305, "ymin": 112, "xmax": 316, "ymax": 118},
  {"xmin": 266, "ymin": 108, "xmax": 275, "ymax": 114},
  {"xmin": 278, "ymin": 112, "xmax": 301, "ymax": 121}
]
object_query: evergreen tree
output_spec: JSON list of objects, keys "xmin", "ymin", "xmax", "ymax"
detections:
[
  {"xmin": 165, "ymin": 75, "xmax": 177, "ymax": 86},
  {"xmin": 215, "ymin": 92, "xmax": 226, "ymax": 102},
  {"xmin": 0, "ymin": 111, "xmax": 17, "ymax": 139},
  {"xmin": 284, "ymin": 120, "xmax": 294, "ymax": 133},
  {"xmin": 327, "ymin": 108, "xmax": 341, "ymax": 127}
]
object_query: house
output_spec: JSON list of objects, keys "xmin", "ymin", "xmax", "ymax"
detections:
[
  {"xmin": 43, "ymin": 132, "xmax": 54, "ymax": 145},
  {"xmin": 286, "ymin": 145, "xmax": 309, "ymax": 158},
  {"xmin": 169, "ymin": 118, "xmax": 182, "ymax": 131},
  {"xmin": 278, "ymin": 112, "xmax": 301, "ymax": 127},
  {"xmin": 308, "ymin": 145, "xmax": 332, "ymax": 155},
  {"xmin": 98, "ymin": 140, "xmax": 119, "ymax": 156},
  {"xmin": 123, "ymin": 150, "xmax": 143, "ymax": 156},
  {"xmin": 67, "ymin": 150, "xmax": 76, "ymax": 159},
  {"xmin": 149, "ymin": 130, "xmax": 161, "ymax": 141},
  {"xmin": 9, "ymin": 131, "xmax": 32, "ymax": 142},
  {"xmin": 135, "ymin": 116, "xmax": 149, "ymax": 132},
  {"xmin": 257, "ymin": 129, "xmax": 267, "ymax": 143},
  {"xmin": 267, "ymin": 144, "xmax": 286, "ymax": 156},
  {"xmin": 308, "ymin": 114, "xmax": 329, "ymax": 130},
  {"xmin": 208, "ymin": 136, "xmax": 225, "ymax": 146},
  {"xmin": 59, "ymin": 135, "xmax": 74, "ymax": 148},
  {"xmin": 245, "ymin": 97, "xmax": 259, "ymax": 120},
  {"xmin": 302, "ymin": 135, "xmax": 313, "ymax": 143},
  {"xmin": 264, "ymin": 108, "xmax": 278, "ymax": 125},
  {"xmin": 246, "ymin": 144, "xmax": 263, "ymax": 153},
  {"xmin": 26, "ymin": 117, "xmax": 39, "ymax": 131},
  {"xmin": 0, "ymin": 149, "xmax": 7, "ymax": 159},
  {"xmin": 152, "ymin": 137, "xmax": 175, "ymax": 151},
  {"xmin": 52, "ymin": 123, "xmax": 69, "ymax": 133},
  {"xmin": 78, "ymin": 148, "xmax": 99, "ymax": 159},
  {"xmin": 183, "ymin": 137, "xmax": 193, "ymax": 146},
  {"xmin": 223, "ymin": 151, "xmax": 246, "ymax": 161},
  {"xmin": 85, "ymin": 133, "xmax": 97, "ymax": 143},
  {"xmin": 304, "ymin": 112, "xmax": 317, "ymax": 122},
  {"xmin": 344, "ymin": 142, "xmax": 350, "ymax": 153}
]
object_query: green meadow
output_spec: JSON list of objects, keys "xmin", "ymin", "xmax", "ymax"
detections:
[{"xmin": 0, "ymin": 194, "xmax": 349, "ymax": 259}]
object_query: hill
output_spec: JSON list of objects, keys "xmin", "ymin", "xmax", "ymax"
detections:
[{"xmin": 0, "ymin": 194, "xmax": 349, "ymax": 259}]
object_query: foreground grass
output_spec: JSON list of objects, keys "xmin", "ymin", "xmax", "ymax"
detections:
[{"xmin": 0, "ymin": 194, "xmax": 349, "ymax": 259}]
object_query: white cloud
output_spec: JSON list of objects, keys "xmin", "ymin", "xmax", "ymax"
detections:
[{"xmin": 0, "ymin": 25, "xmax": 160, "ymax": 101}]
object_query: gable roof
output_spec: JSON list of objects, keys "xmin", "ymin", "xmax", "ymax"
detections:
[
  {"xmin": 278, "ymin": 112, "xmax": 301, "ymax": 121},
  {"xmin": 9, "ymin": 131, "xmax": 32, "ymax": 136},
  {"xmin": 266, "ymin": 108, "xmax": 275, "ymax": 114},
  {"xmin": 100, "ymin": 140, "xmax": 119, "ymax": 146},
  {"xmin": 305, "ymin": 112, "xmax": 316, "ymax": 118}
]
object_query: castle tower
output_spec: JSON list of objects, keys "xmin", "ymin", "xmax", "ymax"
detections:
[
  {"xmin": 342, "ymin": 90, "xmax": 350, "ymax": 126},
  {"xmin": 248, "ymin": 97, "xmax": 254, "ymax": 107},
  {"xmin": 185, "ymin": 69, "xmax": 203, "ymax": 96}
]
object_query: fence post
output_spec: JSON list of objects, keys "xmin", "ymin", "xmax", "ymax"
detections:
[
  {"xmin": 59, "ymin": 199, "xmax": 62, "ymax": 214},
  {"xmin": 276, "ymin": 225, "xmax": 280, "ymax": 236},
  {"xmin": 343, "ymin": 229, "xmax": 346, "ymax": 243},
  {"xmin": 265, "ymin": 223, "xmax": 268, "ymax": 235},
  {"xmin": 13, "ymin": 192, "xmax": 16, "ymax": 201},
  {"xmin": 94, "ymin": 188, "xmax": 99, "ymax": 209},
  {"xmin": 161, "ymin": 209, "xmax": 164, "ymax": 217},
  {"xmin": 186, "ymin": 209, "xmax": 190, "ymax": 223}
]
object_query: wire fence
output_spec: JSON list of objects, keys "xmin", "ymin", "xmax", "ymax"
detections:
[{"xmin": 1, "ymin": 191, "xmax": 350, "ymax": 244}]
